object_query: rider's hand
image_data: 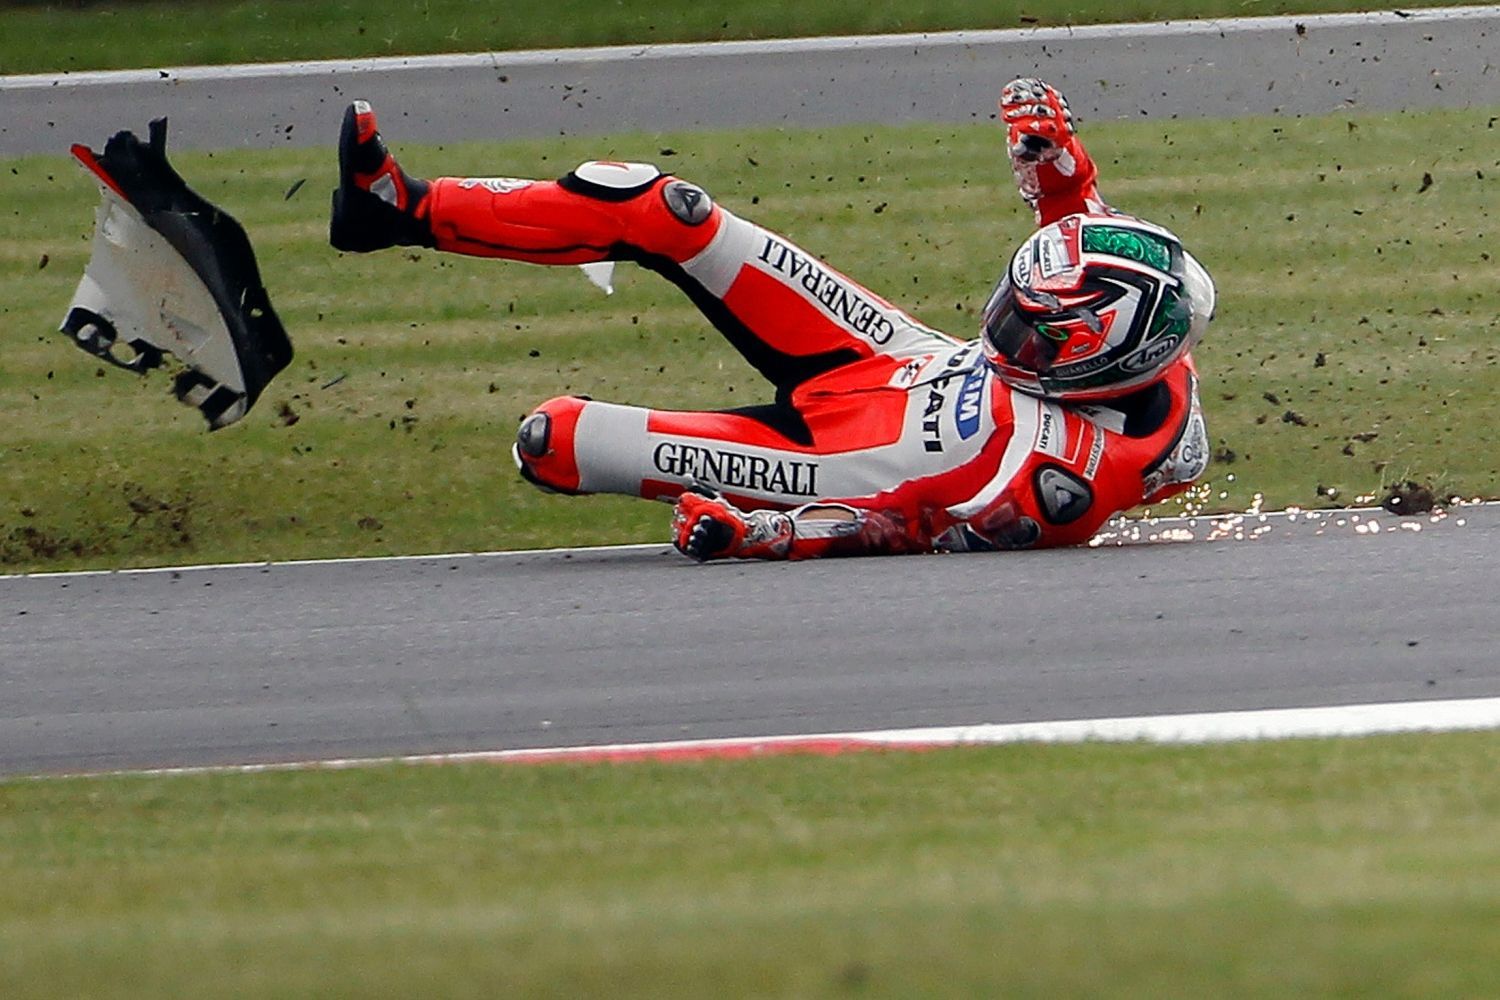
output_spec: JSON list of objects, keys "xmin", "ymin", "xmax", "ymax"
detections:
[
  {"xmin": 671, "ymin": 487, "xmax": 794, "ymax": 561},
  {"xmin": 672, "ymin": 487, "xmax": 747, "ymax": 561},
  {"xmin": 999, "ymin": 78, "xmax": 1077, "ymax": 164}
]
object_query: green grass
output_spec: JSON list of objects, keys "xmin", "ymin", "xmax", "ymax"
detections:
[
  {"xmin": 3, "ymin": 732, "xmax": 1500, "ymax": 997},
  {"xmin": 2, "ymin": 106, "xmax": 1497, "ymax": 572},
  {"xmin": 0, "ymin": 0, "xmax": 1468, "ymax": 75}
]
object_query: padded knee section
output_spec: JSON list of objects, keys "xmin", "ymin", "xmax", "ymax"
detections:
[
  {"xmin": 559, "ymin": 161, "xmax": 663, "ymax": 201},
  {"xmin": 560, "ymin": 161, "xmax": 720, "ymax": 262},
  {"xmin": 513, "ymin": 395, "xmax": 588, "ymax": 495}
]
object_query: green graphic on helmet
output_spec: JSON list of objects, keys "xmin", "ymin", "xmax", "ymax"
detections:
[
  {"xmin": 982, "ymin": 213, "xmax": 1213, "ymax": 402},
  {"xmin": 1149, "ymin": 286, "xmax": 1193, "ymax": 340},
  {"xmin": 1081, "ymin": 225, "xmax": 1173, "ymax": 271}
]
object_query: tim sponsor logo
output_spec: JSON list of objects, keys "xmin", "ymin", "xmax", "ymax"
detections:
[
  {"xmin": 653, "ymin": 442, "xmax": 819, "ymax": 497},
  {"xmin": 757, "ymin": 236, "xmax": 895, "ymax": 344},
  {"xmin": 954, "ymin": 368, "xmax": 985, "ymax": 440}
]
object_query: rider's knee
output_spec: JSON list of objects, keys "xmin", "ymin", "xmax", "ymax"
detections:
[
  {"xmin": 513, "ymin": 395, "xmax": 588, "ymax": 495},
  {"xmin": 559, "ymin": 161, "xmax": 719, "ymax": 260}
]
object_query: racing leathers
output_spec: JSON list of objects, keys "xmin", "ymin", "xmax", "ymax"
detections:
[{"xmin": 332, "ymin": 83, "xmax": 1210, "ymax": 560}]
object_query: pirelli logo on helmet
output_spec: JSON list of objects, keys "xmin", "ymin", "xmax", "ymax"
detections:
[{"xmin": 755, "ymin": 236, "xmax": 896, "ymax": 345}]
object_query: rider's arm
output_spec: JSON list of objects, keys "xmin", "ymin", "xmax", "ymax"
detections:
[
  {"xmin": 671, "ymin": 490, "xmax": 922, "ymax": 561},
  {"xmin": 1000, "ymin": 78, "xmax": 1107, "ymax": 225}
]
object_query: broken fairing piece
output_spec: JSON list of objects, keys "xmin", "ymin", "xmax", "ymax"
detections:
[
  {"xmin": 579, "ymin": 261, "xmax": 615, "ymax": 295},
  {"xmin": 61, "ymin": 118, "xmax": 293, "ymax": 429}
]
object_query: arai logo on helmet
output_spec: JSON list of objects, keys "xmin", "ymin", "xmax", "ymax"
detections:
[
  {"xmin": 1011, "ymin": 246, "xmax": 1033, "ymax": 287},
  {"xmin": 1118, "ymin": 335, "xmax": 1181, "ymax": 375},
  {"xmin": 1011, "ymin": 224, "xmax": 1076, "ymax": 288}
]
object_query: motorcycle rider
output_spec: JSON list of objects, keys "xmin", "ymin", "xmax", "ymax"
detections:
[{"xmin": 330, "ymin": 78, "xmax": 1215, "ymax": 560}]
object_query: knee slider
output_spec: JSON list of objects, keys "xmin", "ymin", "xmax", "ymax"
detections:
[
  {"xmin": 513, "ymin": 395, "xmax": 588, "ymax": 495},
  {"xmin": 559, "ymin": 161, "xmax": 663, "ymax": 201},
  {"xmin": 515, "ymin": 412, "xmax": 550, "ymax": 458},
  {"xmin": 561, "ymin": 162, "xmax": 715, "ymax": 227}
]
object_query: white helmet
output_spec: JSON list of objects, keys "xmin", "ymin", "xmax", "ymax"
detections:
[{"xmin": 981, "ymin": 214, "xmax": 1215, "ymax": 400}]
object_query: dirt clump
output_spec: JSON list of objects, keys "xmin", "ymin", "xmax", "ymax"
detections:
[{"xmin": 1381, "ymin": 480, "xmax": 1437, "ymax": 516}]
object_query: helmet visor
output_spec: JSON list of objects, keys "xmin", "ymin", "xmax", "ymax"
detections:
[{"xmin": 981, "ymin": 275, "xmax": 1064, "ymax": 373}]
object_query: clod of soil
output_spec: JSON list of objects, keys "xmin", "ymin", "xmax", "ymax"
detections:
[{"xmin": 1381, "ymin": 480, "xmax": 1437, "ymax": 516}]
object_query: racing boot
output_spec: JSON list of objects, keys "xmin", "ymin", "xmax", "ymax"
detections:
[{"xmin": 329, "ymin": 100, "xmax": 436, "ymax": 252}]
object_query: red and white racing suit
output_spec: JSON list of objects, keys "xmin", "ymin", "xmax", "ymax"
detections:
[{"xmin": 416, "ymin": 116, "xmax": 1209, "ymax": 558}]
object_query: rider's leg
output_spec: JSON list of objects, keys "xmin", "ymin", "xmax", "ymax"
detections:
[
  {"xmin": 330, "ymin": 102, "xmax": 966, "ymax": 507},
  {"xmin": 513, "ymin": 396, "xmax": 825, "ymax": 506},
  {"xmin": 511, "ymin": 381, "xmax": 923, "ymax": 510},
  {"xmin": 422, "ymin": 177, "xmax": 962, "ymax": 386},
  {"xmin": 330, "ymin": 102, "xmax": 959, "ymax": 392}
]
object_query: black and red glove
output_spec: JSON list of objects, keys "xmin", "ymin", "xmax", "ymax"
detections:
[{"xmin": 671, "ymin": 488, "xmax": 794, "ymax": 561}]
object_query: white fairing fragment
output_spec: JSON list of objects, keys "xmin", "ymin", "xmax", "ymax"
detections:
[
  {"xmin": 68, "ymin": 188, "xmax": 250, "ymax": 424},
  {"xmin": 60, "ymin": 118, "xmax": 292, "ymax": 430}
]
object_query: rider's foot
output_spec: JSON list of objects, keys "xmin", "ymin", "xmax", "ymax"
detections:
[{"xmin": 329, "ymin": 100, "xmax": 435, "ymax": 252}]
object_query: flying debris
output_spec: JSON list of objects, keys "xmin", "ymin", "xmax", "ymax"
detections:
[{"xmin": 61, "ymin": 118, "xmax": 293, "ymax": 429}]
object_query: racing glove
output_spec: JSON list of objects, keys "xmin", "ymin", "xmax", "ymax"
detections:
[
  {"xmin": 999, "ymin": 78, "xmax": 1100, "ymax": 223},
  {"xmin": 672, "ymin": 488, "xmax": 795, "ymax": 561},
  {"xmin": 671, "ymin": 489, "xmax": 925, "ymax": 561}
]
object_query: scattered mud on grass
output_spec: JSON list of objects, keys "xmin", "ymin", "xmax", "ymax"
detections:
[
  {"xmin": 123, "ymin": 482, "xmax": 194, "ymax": 545},
  {"xmin": 1, "ymin": 524, "xmax": 96, "ymax": 562},
  {"xmin": 1, "ymin": 483, "xmax": 196, "ymax": 568}
]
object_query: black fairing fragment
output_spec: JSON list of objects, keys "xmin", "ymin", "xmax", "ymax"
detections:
[{"xmin": 69, "ymin": 118, "xmax": 292, "ymax": 427}]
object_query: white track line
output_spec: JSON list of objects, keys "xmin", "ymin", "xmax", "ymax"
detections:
[
  {"xmin": 3, "ymin": 501, "xmax": 1494, "ymax": 582},
  {"xmin": 2, "ymin": 6, "xmax": 1493, "ymax": 91},
  {"xmin": 48, "ymin": 696, "xmax": 1500, "ymax": 780},
  {"xmin": 0, "ymin": 541, "xmax": 670, "ymax": 581}
]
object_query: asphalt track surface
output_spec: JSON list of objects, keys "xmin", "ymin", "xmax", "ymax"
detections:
[
  {"xmin": 4, "ymin": 505, "xmax": 1498, "ymax": 775},
  {"xmin": 3, "ymin": 13, "xmax": 1499, "ymax": 774},
  {"xmin": 3, "ymin": 7, "xmax": 1500, "ymax": 156}
]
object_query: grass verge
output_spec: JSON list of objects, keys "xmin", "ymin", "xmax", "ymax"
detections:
[
  {"xmin": 3, "ymin": 732, "xmax": 1500, "ymax": 997},
  {"xmin": 0, "ymin": 0, "xmax": 1468, "ymax": 76},
  {"xmin": 2, "ymin": 107, "xmax": 1497, "ymax": 572}
]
